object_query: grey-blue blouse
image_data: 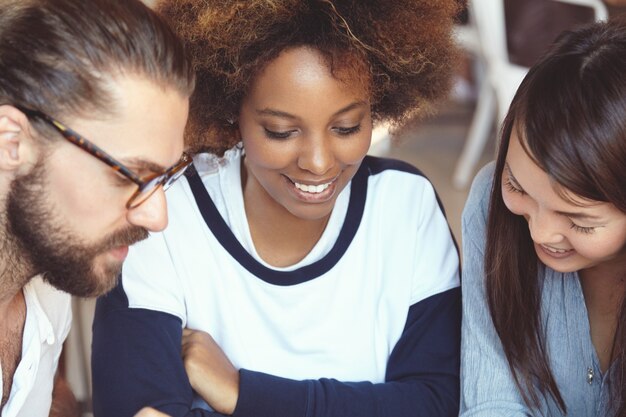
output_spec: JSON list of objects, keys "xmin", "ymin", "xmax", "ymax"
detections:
[{"xmin": 460, "ymin": 162, "xmax": 616, "ymax": 417}]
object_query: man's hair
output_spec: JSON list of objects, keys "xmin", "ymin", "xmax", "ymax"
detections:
[
  {"xmin": 0, "ymin": 0, "xmax": 195, "ymax": 122},
  {"xmin": 157, "ymin": 0, "xmax": 459, "ymax": 155}
]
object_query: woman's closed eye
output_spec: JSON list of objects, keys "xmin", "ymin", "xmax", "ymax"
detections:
[
  {"xmin": 333, "ymin": 124, "xmax": 361, "ymax": 136},
  {"xmin": 569, "ymin": 222, "xmax": 597, "ymax": 234},
  {"xmin": 264, "ymin": 127, "xmax": 296, "ymax": 140},
  {"xmin": 263, "ymin": 124, "xmax": 362, "ymax": 139},
  {"xmin": 504, "ymin": 176, "xmax": 525, "ymax": 195}
]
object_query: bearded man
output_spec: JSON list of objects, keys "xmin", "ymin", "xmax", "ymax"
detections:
[{"xmin": 0, "ymin": 0, "xmax": 194, "ymax": 415}]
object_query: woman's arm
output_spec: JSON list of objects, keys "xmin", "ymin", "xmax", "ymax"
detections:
[
  {"xmin": 93, "ymin": 278, "xmax": 459, "ymax": 417},
  {"xmin": 91, "ymin": 282, "xmax": 220, "ymax": 417},
  {"xmin": 134, "ymin": 408, "xmax": 173, "ymax": 417},
  {"xmin": 182, "ymin": 287, "xmax": 461, "ymax": 417}
]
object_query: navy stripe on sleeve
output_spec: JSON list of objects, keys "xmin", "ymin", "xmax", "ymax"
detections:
[
  {"xmin": 92, "ymin": 279, "xmax": 214, "ymax": 417},
  {"xmin": 232, "ymin": 287, "xmax": 461, "ymax": 417}
]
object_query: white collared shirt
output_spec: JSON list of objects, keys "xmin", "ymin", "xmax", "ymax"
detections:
[{"xmin": 1, "ymin": 276, "xmax": 72, "ymax": 417}]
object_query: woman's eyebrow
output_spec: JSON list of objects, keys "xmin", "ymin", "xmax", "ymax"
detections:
[
  {"xmin": 555, "ymin": 209, "xmax": 602, "ymax": 221},
  {"xmin": 255, "ymin": 101, "xmax": 368, "ymax": 120}
]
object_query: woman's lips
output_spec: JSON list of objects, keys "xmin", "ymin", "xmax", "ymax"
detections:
[
  {"xmin": 284, "ymin": 174, "xmax": 339, "ymax": 203},
  {"xmin": 293, "ymin": 180, "xmax": 332, "ymax": 193},
  {"xmin": 535, "ymin": 243, "xmax": 575, "ymax": 259}
]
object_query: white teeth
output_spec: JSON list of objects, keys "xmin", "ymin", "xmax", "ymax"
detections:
[
  {"xmin": 294, "ymin": 182, "xmax": 331, "ymax": 193},
  {"xmin": 542, "ymin": 245, "xmax": 568, "ymax": 254}
]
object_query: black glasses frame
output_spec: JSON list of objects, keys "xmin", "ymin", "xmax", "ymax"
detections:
[{"xmin": 16, "ymin": 105, "xmax": 191, "ymax": 208}]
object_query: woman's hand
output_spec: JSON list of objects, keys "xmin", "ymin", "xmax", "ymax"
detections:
[
  {"xmin": 181, "ymin": 328, "xmax": 240, "ymax": 415},
  {"xmin": 134, "ymin": 408, "xmax": 171, "ymax": 417}
]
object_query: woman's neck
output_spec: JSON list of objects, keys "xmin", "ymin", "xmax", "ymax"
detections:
[
  {"xmin": 580, "ymin": 255, "xmax": 626, "ymax": 315},
  {"xmin": 579, "ymin": 256, "xmax": 626, "ymax": 373},
  {"xmin": 241, "ymin": 162, "xmax": 331, "ymax": 268}
]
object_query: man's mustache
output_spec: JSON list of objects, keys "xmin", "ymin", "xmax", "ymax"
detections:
[{"xmin": 99, "ymin": 226, "xmax": 150, "ymax": 252}]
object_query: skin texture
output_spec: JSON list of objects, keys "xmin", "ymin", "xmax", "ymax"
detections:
[
  {"xmin": 181, "ymin": 46, "xmax": 373, "ymax": 413},
  {"xmin": 502, "ymin": 129, "xmax": 626, "ymax": 372}
]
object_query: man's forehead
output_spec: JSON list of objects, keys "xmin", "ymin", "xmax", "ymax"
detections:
[{"xmin": 60, "ymin": 78, "xmax": 188, "ymax": 169}]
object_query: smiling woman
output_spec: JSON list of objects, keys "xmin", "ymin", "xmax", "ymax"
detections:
[
  {"xmin": 460, "ymin": 19, "xmax": 626, "ymax": 417},
  {"xmin": 91, "ymin": 1, "xmax": 462, "ymax": 417}
]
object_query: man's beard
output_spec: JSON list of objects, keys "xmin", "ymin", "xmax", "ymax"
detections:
[{"xmin": 4, "ymin": 161, "xmax": 148, "ymax": 297}]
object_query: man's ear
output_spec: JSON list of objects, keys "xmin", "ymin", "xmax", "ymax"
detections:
[{"xmin": 0, "ymin": 105, "xmax": 38, "ymax": 172}]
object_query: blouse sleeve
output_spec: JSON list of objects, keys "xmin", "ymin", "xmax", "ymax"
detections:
[{"xmin": 460, "ymin": 163, "xmax": 531, "ymax": 416}]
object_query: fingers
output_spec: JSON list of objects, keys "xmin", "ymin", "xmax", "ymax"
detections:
[
  {"xmin": 182, "ymin": 327, "xmax": 211, "ymax": 342},
  {"xmin": 134, "ymin": 407, "xmax": 171, "ymax": 417},
  {"xmin": 182, "ymin": 328, "xmax": 216, "ymax": 347}
]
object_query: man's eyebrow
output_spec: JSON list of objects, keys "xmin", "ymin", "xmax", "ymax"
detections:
[{"xmin": 255, "ymin": 101, "xmax": 368, "ymax": 120}]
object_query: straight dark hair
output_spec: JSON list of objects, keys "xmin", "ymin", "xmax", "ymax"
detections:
[
  {"xmin": 0, "ymin": 0, "xmax": 195, "ymax": 122},
  {"xmin": 486, "ymin": 19, "xmax": 626, "ymax": 415}
]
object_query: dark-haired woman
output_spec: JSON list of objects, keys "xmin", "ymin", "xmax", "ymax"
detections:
[
  {"xmin": 461, "ymin": 19, "xmax": 626, "ymax": 417},
  {"xmin": 91, "ymin": 1, "xmax": 462, "ymax": 416}
]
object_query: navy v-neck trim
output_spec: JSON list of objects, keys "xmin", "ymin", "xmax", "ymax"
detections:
[{"xmin": 187, "ymin": 160, "xmax": 369, "ymax": 286}]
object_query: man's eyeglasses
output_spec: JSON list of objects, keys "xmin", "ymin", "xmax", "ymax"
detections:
[{"xmin": 16, "ymin": 105, "xmax": 192, "ymax": 209}]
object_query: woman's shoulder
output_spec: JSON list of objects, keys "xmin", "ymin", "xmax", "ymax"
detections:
[
  {"xmin": 361, "ymin": 155, "xmax": 439, "ymax": 202},
  {"xmin": 463, "ymin": 162, "xmax": 495, "ymax": 227},
  {"xmin": 192, "ymin": 144, "xmax": 243, "ymax": 177}
]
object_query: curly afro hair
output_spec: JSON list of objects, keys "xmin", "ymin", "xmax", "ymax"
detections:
[{"xmin": 157, "ymin": 0, "xmax": 460, "ymax": 155}]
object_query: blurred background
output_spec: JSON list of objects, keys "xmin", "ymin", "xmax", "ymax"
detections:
[{"xmin": 65, "ymin": 0, "xmax": 626, "ymax": 415}]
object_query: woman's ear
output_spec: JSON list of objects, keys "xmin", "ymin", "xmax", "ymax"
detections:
[{"xmin": 0, "ymin": 105, "xmax": 38, "ymax": 172}]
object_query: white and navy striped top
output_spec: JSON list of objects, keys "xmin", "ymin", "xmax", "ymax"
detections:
[{"xmin": 92, "ymin": 147, "xmax": 461, "ymax": 417}]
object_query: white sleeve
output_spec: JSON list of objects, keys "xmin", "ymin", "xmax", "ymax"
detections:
[
  {"xmin": 411, "ymin": 179, "xmax": 460, "ymax": 305},
  {"xmin": 122, "ymin": 230, "xmax": 187, "ymax": 325}
]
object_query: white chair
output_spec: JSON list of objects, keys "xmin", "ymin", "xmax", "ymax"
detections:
[{"xmin": 452, "ymin": 0, "xmax": 608, "ymax": 189}]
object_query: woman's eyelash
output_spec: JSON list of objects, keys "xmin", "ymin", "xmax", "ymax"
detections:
[
  {"xmin": 503, "ymin": 171, "xmax": 599, "ymax": 235},
  {"xmin": 264, "ymin": 128, "xmax": 294, "ymax": 139},
  {"xmin": 504, "ymin": 177, "xmax": 525, "ymax": 194},
  {"xmin": 569, "ymin": 222, "xmax": 596, "ymax": 234},
  {"xmin": 335, "ymin": 125, "xmax": 361, "ymax": 135},
  {"xmin": 264, "ymin": 124, "xmax": 362, "ymax": 139}
]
